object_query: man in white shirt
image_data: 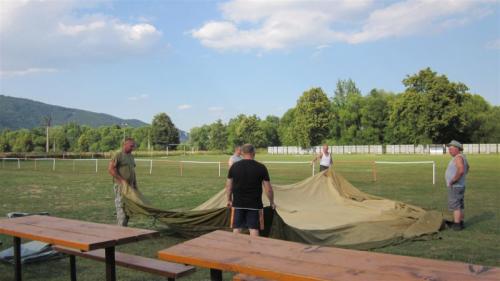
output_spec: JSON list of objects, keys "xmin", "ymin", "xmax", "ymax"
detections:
[{"xmin": 312, "ymin": 144, "xmax": 333, "ymax": 172}]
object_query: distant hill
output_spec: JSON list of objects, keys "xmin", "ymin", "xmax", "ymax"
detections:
[{"xmin": 0, "ymin": 95, "xmax": 148, "ymax": 130}]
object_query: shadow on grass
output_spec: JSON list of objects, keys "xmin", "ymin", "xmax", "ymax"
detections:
[
  {"xmin": 466, "ymin": 211, "xmax": 495, "ymax": 227},
  {"xmin": 0, "ymin": 258, "xmax": 70, "ymax": 280}
]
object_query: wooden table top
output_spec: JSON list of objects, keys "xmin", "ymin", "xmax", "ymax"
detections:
[
  {"xmin": 0, "ymin": 215, "xmax": 158, "ymax": 251},
  {"xmin": 158, "ymin": 230, "xmax": 500, "ymax": 281}
]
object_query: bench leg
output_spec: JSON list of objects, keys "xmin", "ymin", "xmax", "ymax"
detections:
[
  {"xmin": 14, "ymin": 237, "xmax": 22, "ymax": 281},
  {"xmin": 210, "ymin": 268, "xmax": 222, "ymax": 281},
  {"xmin": 105, "ymin": 246, "xmax": 116, "ymax": 281},
  {"xmin": 70, "ymin": 255, "xmax": 77, "ymax": 281}
]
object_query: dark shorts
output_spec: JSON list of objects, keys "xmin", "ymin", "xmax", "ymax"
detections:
[
  {"xmin": 448, "ymin": 186, "xmax": 465, "ymax": 211},
  {"xmin": 230, "ymin": 208, "xmax": 263, "ymax": 230},
  {"xmin": 320, "ymin": 165, "xmax": 330, "ymax": 172}
]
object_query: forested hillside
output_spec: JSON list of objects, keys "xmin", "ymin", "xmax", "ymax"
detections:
[{"xmin": 0, "ymin": 95, "xmax": 147, "ymax": 130}]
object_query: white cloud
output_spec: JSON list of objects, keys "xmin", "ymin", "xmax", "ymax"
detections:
[
  {"xmin": 486, "ymin": 39, "xmax": 500, "ymax": 49},
  {"xmin": 127, "ymin": 94, "xmax": 149, "ymax": 101},
  {"xmin": 0, "ymin": 0, "xmax": 162, "ymax": 73},
  {"xmin": 178, "ymin": 104, "xmax": 192, "ymax": 110},
  {"xmin": 346, "ymin": 0, "xmax": 491, "ymax": 44},
  {"xmin": 0, "ymin": 68, "xmax": 58, "ymax": 77},
  {"xmin": 191, "ymin": 0, "xmax": 496, "ymax": 51},
  {"xmin": 208, "ymin": 106, "xmax": 225, "ymax": 120},
  {"xmin": 208, "ymin": 106, "xmax": 224, "ymax": 112}
]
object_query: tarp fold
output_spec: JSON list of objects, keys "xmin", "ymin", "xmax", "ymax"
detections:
[{"xmin": 121, "ymin": 169, "xmax": 443, "ymax": 249}]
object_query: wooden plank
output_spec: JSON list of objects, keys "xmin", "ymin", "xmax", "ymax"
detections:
[
  {"xmin": 54, "ymin": 246, "xmax": 195, "ymax": 278},
  {"xmin": 233, "ymin": 273, "xmax": 274, "ymax": 281},
  {"xmin": 189, "ymin": 231, "xmax": 500, "ymax": 278},
  {"xmin": 160, "ymin": 243, "xmax": 409, "ymax": 281},
  {"xmin": 158, "ymin": 231, "xmax": 500, "ymax": 281},
  {"xmin": 160, "ymin": 242, "xmax": 500, "ymax": 281},
  {"xmin": 0, "ymin": 221, "xmax": 110, "ymax": 251},
  {"xmin": 3, "ymin": 215, "xmax": 157, "ymax": 244}
]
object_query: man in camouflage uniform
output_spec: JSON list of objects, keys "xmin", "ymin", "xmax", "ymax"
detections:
[{"xmin": 108, "ymin": 137, "xmax": 137, "ymax": 226}]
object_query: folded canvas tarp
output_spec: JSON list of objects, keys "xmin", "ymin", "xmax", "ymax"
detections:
[
  {"xmin": 121, "ymin": 168, "xmax": 444, "ymax": 250},
  {"xmin": 0, "ymin": 241, "xmax": 64, "ymax": 264},
  {"xmin": 0, "ymin": 213, "xmax": 63, "ymax": 264}
]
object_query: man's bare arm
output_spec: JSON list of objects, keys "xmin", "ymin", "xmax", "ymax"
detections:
[
  {"xmin": 449, "ymin": 155, "xmax": 465, "ymax": 187},
  {"xmin": 311, "ymin": 153, "xmax": 321, "ymax": 164},
  {"xmin": 108, "ymin": 160, "xmax": 127, "ymax": 186},
  {"xmin": 263, "ymin": 180, "xmax": 275, "ymax": 209},
  {"xmin": 225, "ymin": 178, "xmax": 233, "ymax": 207}
]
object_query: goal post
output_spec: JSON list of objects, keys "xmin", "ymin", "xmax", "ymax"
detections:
[
  {"xmin": 334, "ymin": 160, "xmax": 376, "ymax": 182},
  {"xmin": 33, "ymin": 158, "xmax": 56, "ymax": 171},
  {"xmin": 374, "ymin": 161, "xmax": 436, "ymax": 185},
  {"xmin": 179, "ymin": 160, "xmax": 222, "ymax": 177},
  {"xmin": 135, "ymin": 159, "xmax": 154, "ymax": 175},
  {"xmin": 67, "ymin": 159, "xmax": 99, "ymax": 173},
  {"xmin": 1, "ymin": 158, "xmax": 21, "ymax": 169},
  {"xmin": 262, "ymin": 161, "xmax": 315, "ymax": 177}
]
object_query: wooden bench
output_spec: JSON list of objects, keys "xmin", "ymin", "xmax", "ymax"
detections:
[
  {"xmin": 54, "ymin": 246, "xmax": 195, "ymax": 281},
  {"xmin": 232, "ymin": 273, "xmax": 273, "ymax": 281}
]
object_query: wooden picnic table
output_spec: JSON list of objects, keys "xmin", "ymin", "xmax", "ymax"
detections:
[
  {"xmin": 158, "ymin": 230, "xmax": 500, "ymax": 281},
  {"xmin": 0, "ymin": 215, "xmax": 158, "ymax": 281}
]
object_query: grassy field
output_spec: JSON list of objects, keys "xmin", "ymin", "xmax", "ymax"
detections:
[{"xmin": 0, "ymin": 153, "xmax": 499, "ymax": 280}]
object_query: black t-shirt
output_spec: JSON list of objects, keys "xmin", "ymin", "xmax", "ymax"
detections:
[{"xmin": 227, "ymin": 159, "xmax": 270, "ymax": 209}]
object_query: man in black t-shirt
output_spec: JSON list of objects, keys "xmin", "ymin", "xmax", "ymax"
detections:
[{"xmin": 226, "ymin": 144, "xmax": 276, "ymax": 236}]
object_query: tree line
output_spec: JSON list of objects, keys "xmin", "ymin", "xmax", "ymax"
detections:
[
  {"xmin": 1, "ymin": 68, "xmax": 499, "ymax": 154},
  {"xmin": 0, "ymin": 113, "xmax": 179, "ymax": 153},
  {"xmin": 190, "ymin": 68, "xmax": 499, "ymax": 150}
]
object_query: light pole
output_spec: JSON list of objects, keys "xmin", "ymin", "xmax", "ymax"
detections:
[
  {"xmin": 43, "ymin": 116, "xmax": 52, "ymax": 154},
  {"xmin": 121, "ymin": 123, "xmax": 128, "ymax": 141}
]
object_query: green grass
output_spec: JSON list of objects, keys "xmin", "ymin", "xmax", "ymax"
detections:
[{"xmin": 0, "ymin": 153, "xmax": 499, "ymax": 280}]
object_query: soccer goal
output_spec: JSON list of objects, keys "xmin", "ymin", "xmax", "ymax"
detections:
[
  {"xmin": 0, "ymin": 158, "xmax": 21, "ymax": 169},
  {"xmin": 32, "ymin": 158, "xmax": 56, "ymax": 171},
  {"xmin": 374, "ymin": 161, "xmax": 436, "ymax": 185},
  {"xmin": 180, "ymin": 160, "xmax": 222, "ymax": 177},
  {"xmin": 262, "ymin": 161, "xmax": 315, "ymax": 177}
]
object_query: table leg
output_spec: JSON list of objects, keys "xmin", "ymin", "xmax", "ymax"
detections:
[
  {"xmin": 210, "ymin": 268, "xmax": 222, "ymax": 281},
  {"xmin": 14, "ymin": 237, "xmax": 22, "ymax": 281},
  {"xmin": 70, "ymin": 255, "xmax": 77, "ymax": 281},
  {"xmin": 105, "ymin": 247, "xmax": 116, "ymax": 281}
]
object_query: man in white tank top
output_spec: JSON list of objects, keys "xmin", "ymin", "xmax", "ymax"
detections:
[{"xmin": 312, "ymin": 144, "xmax": 333, "ymax": 172}]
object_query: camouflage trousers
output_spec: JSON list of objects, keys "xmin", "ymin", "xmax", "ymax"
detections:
[{"xmin": 113, "ymin": 184, "xmax": 129, "ymax": 226}]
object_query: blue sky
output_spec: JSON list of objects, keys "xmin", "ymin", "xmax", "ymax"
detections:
[{"xmin": 1, "ymin": 0, "xmax": 499, "ymax": 131}]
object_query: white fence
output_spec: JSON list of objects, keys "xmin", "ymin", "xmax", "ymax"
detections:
[
  {"xmin": 0, "ymin": 158, "xmax": 438, "ymax": 184},
  {"xmin": 268, "ymin": 144, "xmax": 499, "ymax": 155}
]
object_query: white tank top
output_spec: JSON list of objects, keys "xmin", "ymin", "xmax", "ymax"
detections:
[{"xmin": 319, "ymin": 153, "xmax": 332, "ymax": 167}]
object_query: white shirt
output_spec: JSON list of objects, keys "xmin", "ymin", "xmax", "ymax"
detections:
[{"xmin": 319, "ymin": 153, "xmax": 332, "ymax": 167}]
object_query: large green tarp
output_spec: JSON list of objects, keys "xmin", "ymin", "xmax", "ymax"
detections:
[{"xmin": 121, "ymin": 168, "xmax": 444, "ymax": 250}]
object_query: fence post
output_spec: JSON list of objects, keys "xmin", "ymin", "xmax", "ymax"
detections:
[
  {"xmin": 149, "ymin": 160, "xmax": 153, "ymax": 175},
  {"xmin": 312, "ymin": 162, "xmax": 315, "ymax": 176},
  {"xmin": 96, "ymin": 159, "xmax": 98, "ymax": 173},
  {"xmin": 53, "ymin": 158, "xmax": 56, "ymax": 171},
  {"xmin": 34, "ymin": 159, "xmax": 37, "ymax": 170},
  {"xmin": 180, "ymin": 162, "xmax": 183, "ymax": 176},
  {"xmin": 432, "ymin": 161, "xmax": 436, "ymax": 185},
  {"xmin": 218, "ymin": 162, "xmax": 221, "ymax": 177},
  {"xmin": 372, "ymin": 161, "xmax": 377, "ymax": 182},
  {"xmin": 17, "ymin": 159, "xmax": 20, "ymax": 169}
]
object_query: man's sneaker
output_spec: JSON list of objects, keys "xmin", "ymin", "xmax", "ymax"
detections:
[{"xmin": 452, "ymin": 223, "xmax": 463, "ymax": 231}]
